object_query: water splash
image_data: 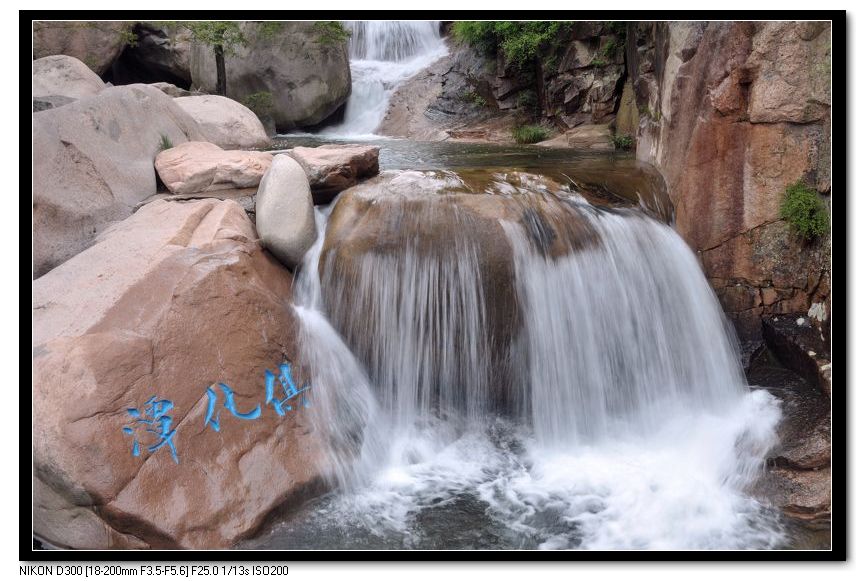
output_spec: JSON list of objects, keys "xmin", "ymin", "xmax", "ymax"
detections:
[{"xmin": 321, "ymin": 21, "xmax": 448, "ymax": 137}]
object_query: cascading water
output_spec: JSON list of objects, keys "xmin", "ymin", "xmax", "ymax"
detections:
[
  {"xmin": 321, "ymin": 21, "xmax": 448, "ymax": 137},
  {"xmin": 278, "ymin": 169, "xmax": 786, "ymax": 550},
  {"xmin": 292, "ymin": 208, "xmax": 385, "ymax": 490},
  {"xmin": 505, "ymin": 207, "xmax": 749, "ymax": 445}
]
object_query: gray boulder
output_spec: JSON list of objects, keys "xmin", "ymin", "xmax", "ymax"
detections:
[
  {"xmin": 33, "ymin": 21, "xmax": 129, "ymax": 75},
  {"xmin": 190, "ymin": 21, "xmax": 351, "ymax": 130},
  {"xmin": 255, "ymin": 155, "xmax": 316, "ymax": 268},
  {"xmin": 33, "ymin": 55, "xmax": 105, "ymax": 100},
  {"xmin": 174, "ymin": 95, "xmax": 270, "ymax": 149},
  {"xmin": 33, "ymin": 84, "xmax": 204, "ymax": 277}
]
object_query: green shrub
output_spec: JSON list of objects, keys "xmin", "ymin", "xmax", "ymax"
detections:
[
  {"xmin": 601, "ymin": 38, "xmax": 619, "ymax": 60},
  {"xmin": 780, "ymin": 181, "xmax": 830, "ymax": 240},
  {"xmin": 451, "ymin": 21, "xmax": 499, "ymax": 55},
  {"xmin": 181, "ymin": 21, "xmax": 247, "ymax": 56},
  {"xmin": 313, "ymin": 21, "xmax": 351, "ymax": 46},
  {"xmin": 460, "ymin": 90, "xmax": 487, "ymax": 108},
  {"xmin": 512, "ymin": 125, "xmax": 549, "ymax": 144},
  {"xmin": 158, "ymin": 134, "xmax": 173, "ymax": 151},
  {"xmin": 611, "ymin": 134, "xmax": 634, "ymax": 150},
  {"xmin": 118, "ymin": 25, "xmax": 138, "ymax": 48},
  {"xmin": 452, "ymin": 21, "xmax": 574, "ymax": 70},
  {"xmin": 242, "ymin": 91, "xmax": 274, "ymax": 117}
]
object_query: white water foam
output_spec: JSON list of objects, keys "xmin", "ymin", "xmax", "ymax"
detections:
[{"xmin": 318, "ymin": 389, "xmax": 782, "ymax": 549}]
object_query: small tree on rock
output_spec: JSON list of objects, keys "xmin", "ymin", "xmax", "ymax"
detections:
[{"xmin": 180, "ymin": 21, "xmax": 247, "ymax": 96}]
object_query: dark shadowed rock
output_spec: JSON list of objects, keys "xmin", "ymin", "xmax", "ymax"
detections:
[
  {"xmin": 544, "ymin": 37, "xmax": 626, "ymax": 129},
  {"xmin": 762, "ymin": 313, "xmax": 831, "ymax": 396},
  {"xmin": 112, "ymin": 22, "xmax": 193, "ymax": 87},
  {"xmin": 747, "ymin": 348, "xmax": 831, "ymax": 527}
]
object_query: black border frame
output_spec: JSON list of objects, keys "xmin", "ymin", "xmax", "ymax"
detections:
[{"xmin": 22, "ymin": 8, "xmax": 848, "ymax": 562}]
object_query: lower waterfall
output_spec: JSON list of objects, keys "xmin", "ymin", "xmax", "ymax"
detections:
[{"xmin": 284, "ymin": 174, "xmax": 785, "ymax": 550}]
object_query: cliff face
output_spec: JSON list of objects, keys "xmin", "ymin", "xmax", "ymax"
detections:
[{"xmin": 629, "ymin": 22, "xmax": 832, "ymax": 339}]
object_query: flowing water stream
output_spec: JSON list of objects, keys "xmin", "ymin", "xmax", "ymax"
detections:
[{"xmin": 246, "ymin": 22, "xmax": 792, "ymax": 550}]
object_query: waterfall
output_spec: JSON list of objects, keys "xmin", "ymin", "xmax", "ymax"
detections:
[
  {"xmin": 504, "ymin": 210, "xmax": 748, "ymax": 445},
  {"xmin": 319, "ymin": 198, "xmax": 496, "ymax": 443},
  {"xmin": 321, "ymin": 21, "xmax": 448, "ymax": 137},
  {"xmin": 293, "ymin": 208, "xmax": 385, "ymax": 490},
  {"xmin": 289, "ymin": 177, "xmax": 784, "ymax": 549},
  {"xmin": 347, "ymin": 21, "xmax": 444, "ymax": 61}
]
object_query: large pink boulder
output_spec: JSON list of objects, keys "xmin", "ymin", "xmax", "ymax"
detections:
[
  {"xmin": 33, "ymin": 199, "xmax": 327, "ymax": 549},
  {"xmin": 155, "ymin": 141, "xmax": 273, "ymax": 195}
]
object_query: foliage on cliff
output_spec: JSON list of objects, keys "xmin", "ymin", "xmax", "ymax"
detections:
[
  {"xmin": 313, "ymin": 21, "xmax": 351, "ymax": 46},
  {"xmin": 181, "ymin": 21, "xmax": 247, "ymax": 54},
  {"xmin": 452, "ymin": 21, "xmax": 573, "ymax": 70},
  {"xmin": 780, "ymin": 182, "xmax": 830, "ymax": 241}
]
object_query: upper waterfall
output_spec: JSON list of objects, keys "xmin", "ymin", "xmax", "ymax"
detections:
[
  {"xmin": 321, "ymin": 21, "xmax": 448, "ymax": 137},
  {"xmin": 346, "ymin": 21, "xmax": 444, "ymax": 61}
]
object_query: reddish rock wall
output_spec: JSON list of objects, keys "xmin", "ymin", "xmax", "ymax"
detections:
[{"xmin": 629, "ymin": 21, "xmax": 832, "ymax": 339}]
